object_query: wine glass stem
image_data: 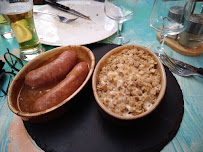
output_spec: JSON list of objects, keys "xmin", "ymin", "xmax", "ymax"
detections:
[
  {"xmin": 117, "ymin": 22, "xmax": 122, "ymax": 38},
  {"xmin": 160, "ymin": 35, "xmax": 166, "ymax": 49},
  {"xmin": 157, "ymin": 34, "xmax": 167, "ymax": 57}
]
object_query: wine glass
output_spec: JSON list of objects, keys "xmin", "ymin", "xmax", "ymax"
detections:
[
  {"xmin": 104, "ymin": 0, "xmax": 139, "ymax": 45},
  {"xmin": 149, "ymin": 0, "xmax": 192, "ymax": 56}
]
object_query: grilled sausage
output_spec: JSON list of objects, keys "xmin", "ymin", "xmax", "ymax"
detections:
[
  {"xmin": 25, "ymin": 50, "xmax": 77, "ymax": 88},
  {"xmin": 32, "ymin": 62, "xmax": 89, "ymax": 112}
]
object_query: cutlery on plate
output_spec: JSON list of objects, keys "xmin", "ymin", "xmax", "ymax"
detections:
[
  {"xmin": 155, "ymin": 53, "xmax": 203, "ymax": 75},
  {"xmin": 34, "ymin": 10, "xmax": 78, "ymax": 23},
  {"xmin": 44, "ymin": 0, "xmax": 91, "ymax": 20},
  {"xmin": 159, "ymin": 52, "xmax": 203, "ymax": 77}
]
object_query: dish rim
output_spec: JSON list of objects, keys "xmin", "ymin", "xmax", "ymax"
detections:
[
  {"xmin": 7, "ymin": 45, "xmax": 95, "ymax": 117},
  {"xmin": 92, "ymin": 45, "xmax": 167, "ymax": 120}
]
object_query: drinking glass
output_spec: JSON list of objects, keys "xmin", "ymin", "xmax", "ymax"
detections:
[
  {"xmin": 0, "ymin": 0, "xmax": 45, "ymax": 61},
  {"xmin": 104, "ymin": 0, "xmax": 139, "ymax": 45},
  {"xmin": 149, "ymin": 0, "xmax": 192, "ymax": 56},
  {"xmin": 0, "ymin": 15, "xmax": 14, "ymax": 39}
]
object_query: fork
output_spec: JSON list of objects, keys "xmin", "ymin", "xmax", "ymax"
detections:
[
  {"xmin": 33, "ymin": 11, "xmax": 78, "ymax": 23},
  {"xmin": 160, "ymin": 53, "xmax": 203, "ymax": 78}
]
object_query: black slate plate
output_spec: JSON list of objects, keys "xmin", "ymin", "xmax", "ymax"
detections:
[{"xmin": 24, "ymin": 43, "xmax": 184, "ymax": 152}]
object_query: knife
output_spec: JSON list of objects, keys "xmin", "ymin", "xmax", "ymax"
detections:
[
  {"xmin": 155, "ymin": 53, "xmax": 203, "ymax": 75},
  {"xmin": 45, "ymin": 0, "xmax": 91, "ymax": 20}
]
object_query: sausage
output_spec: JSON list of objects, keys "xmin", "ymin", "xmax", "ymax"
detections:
[
  {"xmin": 25, "ymin": 50, "xmax": 77, "ymax": 88},
  {"xmin": 32, "ymin": 62, "xmax": 89, "ymax": 112}
]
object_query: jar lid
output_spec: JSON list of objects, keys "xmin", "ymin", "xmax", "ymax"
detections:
[
  {"xmin": 168, "ymin": 6, "xmax": 184, "ymax": 23},
  {"xmin": 186, "ymin": 14, "xmax": 203, "ymax": 35}
]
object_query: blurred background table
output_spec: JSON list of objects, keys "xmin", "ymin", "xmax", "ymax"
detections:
[{"xmin": 0, "ymin": 0, "xmax": 203, "ymax": 152}]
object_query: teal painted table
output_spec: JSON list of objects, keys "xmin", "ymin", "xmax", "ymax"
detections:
[{"xmin": 0, "ymin": 0, "xmax": 203, "ymax": 151}]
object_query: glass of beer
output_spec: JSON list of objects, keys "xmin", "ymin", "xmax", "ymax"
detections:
[
  {"xmin": 0, "ymin": 0, "xmax": 45, "ymax": 61},
  {"xmin": 0, "ymin": 15, "xmax": 15, "ymax": 39}
]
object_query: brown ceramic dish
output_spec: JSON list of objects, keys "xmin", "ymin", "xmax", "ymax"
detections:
[
  {"xmin": 7, "ymin": 45, "xmax": 95, "ymax": 123},
  {"xmin": 92, "ymin": 45, "xmax": 167, "ymax": 121}
]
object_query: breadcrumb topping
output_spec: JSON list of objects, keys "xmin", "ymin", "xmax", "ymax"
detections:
[{"xmin": 96, "ymin": 48, "xmax": 161, "ymax": 117}]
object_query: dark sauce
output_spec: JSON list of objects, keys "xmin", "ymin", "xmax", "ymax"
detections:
[{"xmin": 17, "ymin": 80, "xmax": 61, "ymax": 113}]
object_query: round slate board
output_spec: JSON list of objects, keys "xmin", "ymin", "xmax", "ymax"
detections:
[{"xmin": 24, "ymin": 43, "xmax": 184, "ymax": 152}]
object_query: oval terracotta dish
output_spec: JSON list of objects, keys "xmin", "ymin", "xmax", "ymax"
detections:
[
  {"xmin": 7, "ymin": 45, "xmax": 95, "ymax": 123},
  {"xmin": 92, "ymin": 45, "xmax": 167, "ymax": 121}
]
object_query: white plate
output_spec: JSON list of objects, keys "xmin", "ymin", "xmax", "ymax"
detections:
[{"xmin": 34, "ymin": 1, "xmax": 117, "ymax": 46}]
